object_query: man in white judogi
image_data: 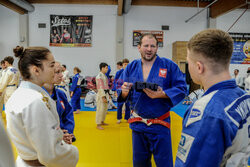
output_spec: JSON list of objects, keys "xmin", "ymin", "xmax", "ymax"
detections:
[
  {"xmin": 0, "ymin": 56, "xmax": 20, "ymax": 105},
  {"xmin": 96, "ymin": 63, "xmax": 109, "ymax": 130},
  {"xmin": 0, "ymin": 60, "xmax": 7, "ymax": 121}
]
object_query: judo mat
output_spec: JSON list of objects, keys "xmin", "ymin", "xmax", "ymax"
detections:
[{"xmin": 3, "ymin": 99, "xmax": 250, "ymax": 167}]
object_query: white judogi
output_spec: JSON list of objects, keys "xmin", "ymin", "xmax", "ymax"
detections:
[
  {"xmin": 96, "ymin": 72, "xmax": 109, "ymax": 124},
  {"xmin": 0, "ymin": 66, "xmax": 20, "ymax": 105},
  {"xmin": 5, "ymin": 81, "xmax": 79, "ymax": 167},
  {"xmin": 84, "ymin": 90, "xmax": 97, "ymax": 108},
  {"xmin": 58, "ymin": 70, "xmax": 71, "ymax": 101},
  {"xmin": 0, "ymin": 120, "xmax": 15, "ymax": 167},
  {"xmin": 0, "ymin": 68, "xmax": 6, "ymax": 120}
]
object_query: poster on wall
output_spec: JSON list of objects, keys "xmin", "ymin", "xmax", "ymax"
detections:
[
  {"xmin": 133, "ymin": 30, "xmax": 164, "ymax": 47},
  {"xmin": 50, "ymin": 15, "xmax": 93, "ymax": 47},
  {"xmin": 229, "ymin": 32, "xmax": 250, "ymax": 64}
]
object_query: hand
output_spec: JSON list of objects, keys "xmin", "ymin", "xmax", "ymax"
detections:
[
  {"xmin": 121, "ymin": 82, "xmax": 133, "ymax": 98},
  {"xmin": 143, "ymin": 86, "xmax": 168, "ymax": 99},
  {"xmin": 70, "ymin": 92, "xmax": 73, "ymax": 97},
  {"xmin": 62, "ymin": 129, "xmax": 74, "ymax": 144},
  {"xmin": 102, "ymin": 96, "xmax": 108, "ymax": 103}
]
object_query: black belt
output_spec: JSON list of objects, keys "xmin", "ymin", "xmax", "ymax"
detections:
[
  {"xmin": 22, "ymin": 159, "xmax": 44, "ymax": 166},
  {"xmin": 7, "ymin": 84, "xmax": 16, "ymax": 87},
  {"xmin": 104, "ymin": 90, "xmax": 109, "ymax": 94}
]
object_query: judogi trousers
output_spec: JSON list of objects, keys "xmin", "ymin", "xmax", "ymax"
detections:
[{"xmin": 96, "ymin": 96, "xmax": 108, "ymax": 124}]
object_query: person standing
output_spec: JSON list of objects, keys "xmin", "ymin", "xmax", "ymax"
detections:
[
  {"xmin": 43, "ymin": 62, "xmax": 75, "ymax": 143},
  {"xmin": 0, "ymin": 60, "xmax": 7, "ymax": 121},
  {"xmin": 96, "ymin": 63, "xmax": 110, "ymax": 130},
  {"xmin": 56, "ymin": 64, "xmax": 71, "ymax": 102},
  {"xmin": 118, "ymin": 33, "xmax": 187, "ymax": 167},
  {"xmin": 0, "ymin": 56, "xmax": 20, "ymax": 105},
  {"xmin": 113, "ymin": 58, "xmax": 130, "ymax": 124},
  {"xmin": 6, "ymin": 46, "xmax": 79, "ymax": 167},
  {"xmin": 70, "ymin": 67, "xmax": 83, "ymax": 114},
  {"xmin": 233, "ymin": 69, "xmax": 244, "ymax": 89},
  {"xmin": 175, "ymin": 29, "xmax": 248, "ymax": 167}
]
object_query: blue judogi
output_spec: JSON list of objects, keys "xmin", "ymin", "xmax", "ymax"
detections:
[
  {"xmin": 70, "ymin": 73, "xmax": 82, "ymax": 111},
  {"xmin": 118, "ymin": 55, "xmax": 187, "ymax": 167},
  {"xmin": 113, "ymin": 69, "xmax": 130, "ymax": 120},
  {"xmin": 43, "ymin": 87, "xmax": 75, "ymax": 134},
  {"xmin": 175, "ymin": 80, "xmax": 248, "ymax": 167}
]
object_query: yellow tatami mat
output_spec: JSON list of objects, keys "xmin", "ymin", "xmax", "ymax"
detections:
[{"xmin": 3, "ymin": 111, "xmax": 183, "ymax": 167}]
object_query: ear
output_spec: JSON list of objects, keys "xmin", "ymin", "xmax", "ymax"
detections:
[
  {"xmin": 196, "ymin": 61, "xmax": 204, "ymax": 74},
  {"xmin": 30, "ymin": 65, "xmax": 41, "ymax": 77}
]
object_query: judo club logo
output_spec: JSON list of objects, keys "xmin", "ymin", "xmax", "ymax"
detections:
[
  {"xmin": 159, "ymin": 68, "xmax": 167, "ymax": 78},
  {"xmin": 180, "ymin": 135, "xmax": 186, "ymax": 146}
]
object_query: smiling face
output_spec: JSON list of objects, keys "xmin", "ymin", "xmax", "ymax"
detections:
[{"xmin": 138, "ymin": 35, "xmax": 158, "ymax": 62}]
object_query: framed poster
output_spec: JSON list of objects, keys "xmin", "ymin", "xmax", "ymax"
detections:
[
  {"xmin": 229, "ymin": 32, "xmax": 250, "ymax": 64},
  {"xmin": 133, "ymin": 30, "xmax": 164, "ymax": 47},
  {"xmin": 50, "ymin": 15, "xmax": 93, "ymax": 47}
]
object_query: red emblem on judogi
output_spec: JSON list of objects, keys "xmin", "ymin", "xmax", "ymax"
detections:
[{"xmin": 159, "ymin": 68, "xmax": 167, "ymax": 78}]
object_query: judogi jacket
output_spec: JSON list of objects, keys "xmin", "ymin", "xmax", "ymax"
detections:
[
  {"xmin": 0, "ymin": 66, "xmax": 19, "ymax": 92},
  {"xmin": 5, "ymin": 81, "xmax": 79, "ymax": 167},
  {"xmin": 175, "ymin": 80, "xmax": 248, "ymax": 167}
]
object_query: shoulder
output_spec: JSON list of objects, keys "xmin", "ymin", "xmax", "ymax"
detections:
[{"xmin": 125, "ymin": 59, "xmax": 140, "ymax": 71}]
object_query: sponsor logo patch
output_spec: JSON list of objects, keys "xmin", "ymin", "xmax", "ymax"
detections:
[
  {"xmin": 189, "ymin": 108, "xmax": 201, "ymax": 118},
  {"xmin": 177, "ymin": 133, "xmax": 195, "ymax": 163}
]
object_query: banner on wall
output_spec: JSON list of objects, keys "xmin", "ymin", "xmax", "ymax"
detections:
[
  {"xmin": 229, "ymin": 32, "xmax": 250, "ymax": 64},
  {"xmin": 133, "ymin": 30, "xmax": 164, "ymax": 47},
  {"xmin": 50, "ymin": 15, "xmax": 93, "ymax": 47}
]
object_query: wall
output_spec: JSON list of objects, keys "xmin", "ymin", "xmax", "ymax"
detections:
[
  {"xmin": 0, "ymin": 5, "xmax": 19, "ymax": 65},
  {"xmin": 124, "ymin": 6, "xmax": 207, "ymax": 61},
  {"xmin": 29, "ymin": 4, "xmax": 117, "ymax": 76},
  {"xmin": 217, "ymin": 9, "xmax": 250, "ymax": 78},
  {"xmin": 0, "ymin": 4, "xmax": 250, "ymax": 77}
]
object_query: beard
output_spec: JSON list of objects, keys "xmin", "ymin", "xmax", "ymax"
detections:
[{"xmin": 141, "ymin": 53, "xmax": 156, "ymax": 62}]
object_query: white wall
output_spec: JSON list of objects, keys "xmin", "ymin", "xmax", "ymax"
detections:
[
  {"xmin": 29, "ymin": 4, "xmax": 117, "ymax": 76},
  {"xmin": 0, "ymin": 5, "xmax": 19, "ymax": 63},
  {"xmin": 0, "ymin": 4, "xmax": 250, "ymax": 77},
  {"xmin": 124, "ymin": 6, "xmax": 207, "ymax": 61},
  {"xmin": 217, "ymin": 9, "xmax": 250, "ymax": 78}
]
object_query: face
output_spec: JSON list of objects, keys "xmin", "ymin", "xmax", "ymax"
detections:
[
  {"xmin": 234, "ymin": 69, "xmax": 239, "ymax": 75},
  {"xmin": 123, "ymin": 63, "xmax": 128, "ymax": 69},
  {"xmin": 103, "ymin": 66, "xmax": 109, "ymax": 73},
  {"xmin": 187, "ymin": 49, "xmax": 201, "ymax": 85},
  {"xmin": 53, "ymin": 62, "xmax": 63, "ymax": 84},
  {"xmin": 1, "ymin": 62, "xmax": 6, "ymax": 69},
  {"xmin": 138, "ymin": 36, "xmax": 158, "ymax": 62},
  {"xmin": 38, "ymin": 53, "xmax": 55, "ymax": 85}
]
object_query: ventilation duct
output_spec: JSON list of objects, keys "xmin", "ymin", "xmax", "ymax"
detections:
[{"xmin": 9, "ymin": 0, "xmax": 35, "ymax": 12}]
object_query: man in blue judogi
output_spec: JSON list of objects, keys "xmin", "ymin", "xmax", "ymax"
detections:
[
  {"xmin": 118, "ymin": 33, "xmax": 187, "ymax": 167},
  {"xmin": 113, "ymin": 58, "xmax": 130, "ymax": 124},
  {"xmin": 175, "ymin": 29, "xmax": 249, "ymax": 167}
]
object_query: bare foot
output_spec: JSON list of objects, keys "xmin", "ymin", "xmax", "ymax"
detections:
[
  {"xmin": 74, "ymin": 110, "xmax": 80, "ymax": 114},
  {"xmin": 101, "ymin": 122, "xmax": 108, "ymax": 126},
  {"xmin": 117, "ymin": 120, "xmax": 121, "ymax": 124},
  {"xmin": 96, "ymin": 125, "xmax": 104, "ymax": 130}
]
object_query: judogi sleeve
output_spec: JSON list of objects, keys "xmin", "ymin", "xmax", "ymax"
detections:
[
  {"xmin": 117, "ymin": 68, "xmax": 129, "ymax": 102},
  {"xmin": 22, "ymin": 99, "xmax": 79, "ymax": 167},
  {"xmin": 175, "ymin": 114, "xmax": 232, "ymax": 167},
  {"xmin": 112, "ymin": 71, "xmax": 120, "ymax": 91},
  {"xmin": 61, "ymin": 94, "xmax": 75, "ymax": 134},
  {"xmin": 164, "ymin": 62, "xmax": 187, "ymax": 106},
  {"xmin": 0, "ymin": 70, "xmax": 11, "ymax": 92},
  {"xmin": 70, "ymin": 75, "xmax": 78, "ymax": 92}
]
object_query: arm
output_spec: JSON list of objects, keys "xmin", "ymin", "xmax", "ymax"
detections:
[
  {"xmin": 61, "ymin": 94, "xmax": 75, "ymax": 134},
  {"xmin": 70, "ymin": 75, "xmax": 78, "ymax": 93},
  {"xmin": 0, "ymin": 70, "xmax": 11, "ymax": 93},
  {"xmin": 23, "ymin": 99, "xmax": 79, "ymax": 167},
  {"xmin": 164, "ymin": 63, "xmax": 187, "ymax": 106}
]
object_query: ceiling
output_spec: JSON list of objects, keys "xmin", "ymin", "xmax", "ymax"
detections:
[{"xmin": 0, "ymin": 0, "xmax": 249, "ymax": 18}]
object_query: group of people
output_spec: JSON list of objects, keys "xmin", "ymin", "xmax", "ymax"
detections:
[
  {"xmin": 0, "ymin": 28, "xmax": 249, "ymax": 167},
  {"xmin": 233, "ymin": 67, "xmax": 250, "ymax": 91}
]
